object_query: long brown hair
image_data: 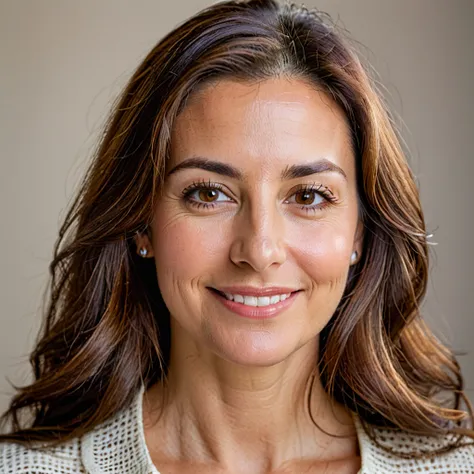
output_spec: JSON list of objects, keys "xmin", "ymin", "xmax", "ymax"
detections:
[{"xmin": 1, "ymin": 0, "xmax": 472, "ymax": 456}]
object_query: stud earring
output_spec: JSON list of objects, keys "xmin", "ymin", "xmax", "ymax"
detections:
[
  {"xmin": 139, "ymin": 248, "xmax": 148, "ymax": 258},
  {"xmin": 350, "ymin": 251, "xmax": 358, "ymax": 264}
]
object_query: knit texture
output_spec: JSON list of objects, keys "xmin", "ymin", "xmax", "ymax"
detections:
[{"xmin": 2, "ymin": 388, "xmax": 474, "ymax": 473}]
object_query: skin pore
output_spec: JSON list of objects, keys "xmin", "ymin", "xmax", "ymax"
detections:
[{"xmin": 135, "ymin": 77, "xmax": 363, "ymax": 473}]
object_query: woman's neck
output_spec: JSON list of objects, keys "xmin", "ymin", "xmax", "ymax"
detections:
[{"xmin": 143, "ymin": 326, "xmax": 359, "ymax": 473}]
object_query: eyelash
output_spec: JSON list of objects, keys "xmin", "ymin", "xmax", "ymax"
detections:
[{"xmin": 181, "ymin": 179, "xmax": 339, "ymax": 213}]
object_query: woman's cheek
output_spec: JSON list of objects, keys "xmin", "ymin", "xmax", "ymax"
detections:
[
  {"xmin": 295, "ymin": 228, "xmax": 352, "ymax": 279},
  {"xmin": 152, "ymin": 212, "xmax": 227, "ymax": 274}
]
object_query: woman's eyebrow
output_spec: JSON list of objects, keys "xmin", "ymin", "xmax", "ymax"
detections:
[
  {"xmin": 166, "ymin": 157, "xmax": 347, "ymax": 181},
  {"xmin": 282, "ymin": 160, "xmax": 347, "ymax": 181}
]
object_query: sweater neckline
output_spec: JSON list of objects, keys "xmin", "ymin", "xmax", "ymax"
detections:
[
  {"xmin": 135, "ymin": 386, "xmax": 367, "ymax": 474},
  {"xmin": 82, "ymin": 386, "xmax": 373, "ymax": 473}
]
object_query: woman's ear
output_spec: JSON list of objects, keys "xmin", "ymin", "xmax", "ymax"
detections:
[
  {"xmin": 351, "ymin": 220, "xmax": 364, "ymax": 265},
  {"xmin": 134, "ymin": 231, "xmax": 155, "ymax": 258}
]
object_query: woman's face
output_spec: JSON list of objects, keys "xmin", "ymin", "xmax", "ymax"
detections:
[{"xmin": 145, "ymin": 77, "xmax": 361, "ymax": 366}]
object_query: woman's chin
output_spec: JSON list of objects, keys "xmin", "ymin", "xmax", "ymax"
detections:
[{"xmin": 208, "ymin": 332, "xmax": 308, "ymax": 368}]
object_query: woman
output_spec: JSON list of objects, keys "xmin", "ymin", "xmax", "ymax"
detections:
[{"xmin": 1, "ymin": 0, "xmax": 473, "ymax": 472}]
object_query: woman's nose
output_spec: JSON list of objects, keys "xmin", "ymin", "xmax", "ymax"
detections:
[{"xmin": 228, "ymin": 201, "xmax": 287, "ymax": 273}]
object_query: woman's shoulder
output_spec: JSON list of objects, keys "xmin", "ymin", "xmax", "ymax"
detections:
[
  {"xmin": 0, "ymin": 389, "xmax": 153, "ymax": 474},
  {"xmin": 355, "ymin": 417, "xmax": 474, "ymax": 473},
  {"xmin": 0, "ymin": 437, "xmax": 85, "ymax": 474}
]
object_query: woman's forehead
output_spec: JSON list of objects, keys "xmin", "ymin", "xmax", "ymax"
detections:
[
  {"xmin": 169, "ymin": 78, "xmax": 355, "ymax": 179},
  {"xmin": 176, "ymin": 78, "xmax": 348, "ymax": 132}
]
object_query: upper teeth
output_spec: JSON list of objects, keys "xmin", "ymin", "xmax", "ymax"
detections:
[{"xmin": 223, "ymin": 293, "xmax": 291, "ymax": 307}]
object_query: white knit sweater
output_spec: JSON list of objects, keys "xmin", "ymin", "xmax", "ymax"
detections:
[{"xmin": 1, "ymin": 388, "xmax": 474, "ymax": 473}]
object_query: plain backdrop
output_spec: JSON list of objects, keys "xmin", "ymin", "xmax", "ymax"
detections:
[{"xmin": 1, "ymin": 0, "xmax": 473, "ymax": 415}]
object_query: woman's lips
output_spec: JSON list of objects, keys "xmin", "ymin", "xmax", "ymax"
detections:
[{"xmin": 208, "ymin": 288, "xmax": 300, "ymax": 320}]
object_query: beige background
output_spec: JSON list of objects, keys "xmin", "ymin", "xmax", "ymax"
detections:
[{"xmin": 1, "ymin": 0, "xmax": 473, "ymax": 415}]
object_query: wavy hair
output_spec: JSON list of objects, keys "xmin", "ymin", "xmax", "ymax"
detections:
[{"xmin": 1, "ymin": 0, "xmax": 473, "ymax": 456}]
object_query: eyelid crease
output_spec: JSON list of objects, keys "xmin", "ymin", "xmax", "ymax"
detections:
[
  {"xmin": 181, "ymin": 179, "xmax": 232, "ymax": 199},
  {"xmin": 289, "ymin": 182, "xmax": 339, "ymax": 202},
  {"xmin": 181, "ymin": 179, "xmax": 339, "ymax": 197}
]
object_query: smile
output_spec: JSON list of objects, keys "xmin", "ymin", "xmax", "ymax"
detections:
[
  {"xmin": 208, "ymin": 288, "xmax": 301, "ymax": 320},
  {"xmin": 221, "ymin": 292, "xmax": 291, "ymax": 307}
]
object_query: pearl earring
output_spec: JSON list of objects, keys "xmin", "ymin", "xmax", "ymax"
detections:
[
  {"xmin": 350, "ymin": 251, "xmax": 358, "ymax": 264},
  {"xmin": 139, "ymin": 248, "xmax": 148, "ymax": 258}
]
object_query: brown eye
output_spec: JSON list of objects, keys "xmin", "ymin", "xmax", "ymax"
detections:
[
  {"xmin": 198, "ymin": 189, "xmax": 219, "ymax": 202},
  {"xmin": 182, "ymin": 182, "xmax": 233, "ymax": 208},
  {"xmin": 294, "ymin": 190, "xmax": 320, "ymax": 206},
  {"xmin": 285, "ymin": 184, "xmax": 336, "ymax": 214}
]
